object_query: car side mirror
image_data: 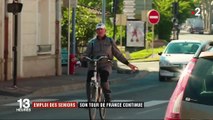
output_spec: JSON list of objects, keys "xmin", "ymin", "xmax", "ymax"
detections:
[{"xmin": 158, "ymin": 52, "xmax": 162, "ymax": 56}]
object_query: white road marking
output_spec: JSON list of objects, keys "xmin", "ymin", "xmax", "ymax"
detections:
[
  {"xmin": 66, "ymin": 99, "xmax": 87, "ymax": 102},
  {"xmin": 111, "ymin": 100, "xmax": 134, "ymax": 102},
  {"xmin": 136, "ymin": 107, "xmax": 161, "ymax": 114},
  {"xmin": 113, "ymin": 85, "xmax": 158, "ymax": 95},
  {"xmin": 144, "ymin": 100, "xmax": 168, "ymax": 107},
  {"xmin": 31, "ymin": 99, "xmax": 58, "ymax": 102},
  {"xmin": 148, "ymin": 67, "xmax": 159, "ymax": 72},
  {"xmin": 66, "ymin": 99, "xmax": 134, "ymax": 102}
]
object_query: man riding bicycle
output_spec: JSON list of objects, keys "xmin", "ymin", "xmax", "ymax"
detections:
[{"xmin": 82, "ymin": 23, "xmax": 138, "ymax": 102}]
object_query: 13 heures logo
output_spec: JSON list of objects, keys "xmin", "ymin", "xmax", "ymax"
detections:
[{"xmin": 16, "ymin": 98, "xmax": 31, "ymax": 112}]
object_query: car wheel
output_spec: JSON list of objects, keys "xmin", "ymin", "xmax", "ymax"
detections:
[
  {"xmin": 159, "ymin": 74, "xmax": 165, "ymax": 81},
  {"xmin": 190, "ymin": 29, "xmax": 194, "ymax": 34}
]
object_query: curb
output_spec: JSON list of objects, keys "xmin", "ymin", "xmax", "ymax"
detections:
[
  {"xmin": 26, "ymin": 70, "xmax": 143, "ymax": 98},
  {"xmin": 28, "ymin": 82, "xmax": 85, "ymax": 97},
  {"xmin": 0, "ymin": 70, "xmax": 149, "ymax": 105},
  {"xmin": 117, "ymin": 68, "xmax": 132, "ymax": 74},
  {"xmin": 117, "ymin": 68, "xmax": 140, "ymax": 74},
  {"xmin": 0, "ymin": 65, "xmax": 150, "ymax": 105}
]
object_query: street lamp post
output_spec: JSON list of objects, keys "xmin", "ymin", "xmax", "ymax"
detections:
[
  {"xmin": 144, "ymin": 0, "xmax": 148, "ymax": 49},
  {"xmin": 113, "ymin": 0, "xmax": 118, "ymax": 40},
  {"xmin": 13, "ymin": 8, "xmax": 18, "ymax": 87},
  {"xmin": 7, "ymin": 0, "xmax": 23, "ymax": 88},
  {"xmin": 102, "ymin": 0, "xmax": 106, "ymax": 24},
  {"xmin": 68, "ymin": 0, "xmax": 77, "ymax": 75},
  {"xmin": 67, "ymin": 0, "xmax": 71, "ymax": 75}
]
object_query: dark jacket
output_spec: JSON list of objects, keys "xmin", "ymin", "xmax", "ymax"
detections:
[{"xmin": 84, "ymin": 36, "xmax": 129, "ymax": 73}]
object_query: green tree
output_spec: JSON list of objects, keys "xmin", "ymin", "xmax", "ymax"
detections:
[
  {"xmin": 61, "ymin": 0, "xmax": 125, "ymax": 51},
  {"xmin": 78, "ymin": 0, "xmax": 124, "ymax": 15},
  {"xmin": 153, "ymin": 0, "xmax": 193, "ymax": 41},
  {"xmin": 77, "ymin": 0, "xmax": 125, "ymax": 43},
  {"xmin": 61, "ymin": 6, "xmax": 99, "ymax": 51},
  {"xmin": 201, "ymin": 0, "xmax": 213, "ymax": 34}
]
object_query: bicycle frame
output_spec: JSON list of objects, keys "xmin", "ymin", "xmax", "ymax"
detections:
[
  {"xmin": 85, "ymin": 56, "xmax": 106, "ymax": 99},
  {"xmin": 84, "ymin": 56, "xmax": 108, "ymax": 120},
  {"xmin": 90, "ymin": 59, "xmax": 99, "ymax": 103}
]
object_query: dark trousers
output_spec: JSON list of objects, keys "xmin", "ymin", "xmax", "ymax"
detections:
[{"xmin": 86, "ymin": 70, "xmax": 111, "ymax": 101}]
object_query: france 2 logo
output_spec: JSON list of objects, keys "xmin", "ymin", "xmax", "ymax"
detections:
[
  {"xmin": 16, "ymin": 98, "xmax": 31, "ymax": 112},
  {"xmin": 195, "ymin": 7, "xmax": 201, "ymax": 17}
]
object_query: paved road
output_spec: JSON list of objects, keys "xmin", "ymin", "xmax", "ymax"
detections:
[
  {"xmin": 1, "ymin": 32, "xmax": 209, "ymax": 119},
  {"xmin": 0, "ymin": 62, "xmax": 177, "ymax": 120},
  {"xmin": 179, "ymin": 30, "xmax": 213, "ymax": 40}
]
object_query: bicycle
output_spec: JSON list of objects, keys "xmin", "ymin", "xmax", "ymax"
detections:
[{"xmin": 84, "ymin": 56, "xmax": 109, "ymax": 120}]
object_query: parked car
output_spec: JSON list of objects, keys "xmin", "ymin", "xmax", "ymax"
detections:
[
  {"xmin": 185, "ymin": 17, "xmax": 204, "ymax": 34},
  {"xmin": 164, "ymin": 41, "xmax": 213, "ymax": 120},
  {"xmin": 189, "ymin": 24, "xmax": 204, "ymax": 34},
  {"xmin": 158, "ymin": 40, "xmax": 204, "ymax": 81}
]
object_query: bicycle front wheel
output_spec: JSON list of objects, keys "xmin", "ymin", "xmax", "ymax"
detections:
[
  {"xmin": 88, "ymin": 85, "xmax": 98, "ymax": 120},
  {"xmin": 99, "ymin": 88, "xmax": 106, "ymax": 120}
]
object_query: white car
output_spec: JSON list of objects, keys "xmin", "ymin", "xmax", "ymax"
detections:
[{"xmin": 158, "ymin": 40, "xmax": 202, "ymax": 81}]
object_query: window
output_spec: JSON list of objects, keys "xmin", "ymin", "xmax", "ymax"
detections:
[
  {"xmin": 165, "ymin": 42, "xmax": 200, "ymax": 54},
  {"xmin": 37, "ymin": 0, "xmax": 51, "ymax": 54},
  {"xmin": 183, "ymin": 58, "xmax": 213, "ymax": 106}
]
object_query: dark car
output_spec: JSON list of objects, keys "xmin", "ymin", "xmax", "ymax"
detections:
[
  {"xmin": 185, "ymin": 17, "xmax": 204, "ymax": 34},
  {"xmin": 164, "ymin": 41, "xmax": 213, "ymax": 120},
  {"xmin": 189, "ymin": 24, "xmax": 204, "ymax": 34}
]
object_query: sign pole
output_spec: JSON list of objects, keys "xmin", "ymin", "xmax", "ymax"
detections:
[
  {"xmin": 7, "ymin": 0, "xmax": 23, "ymax": 88},
  {"xmin": 13, "ymin": 10, "xmax": 18, "ymax": 87},
  {"xmin": 152, "ymin": 25, "xmax": 154, "ymax": 57},
  {"xmin": 67, "ymin": 0, "xmax": 70, "ymax": 75},
  {"xmin": 120, "ymin": 15, "xmax": 122, "ymax": 46},
  {"xmin": 102, "ymin": 0, "xmax": 106, "ymax": 24},
  {"xmin": 67, "ymin": 0, "xmax": 77, "ymax": 75},
  {"xmin": 113, "ymin": 0, "xmax": 118, "ymax": 41},
  {"xmin": 147, "ymin": 9, "xmax": 160, "ymax": 58},
  {"xmin": 70, "ymin": 1, "xmax": 77, "ymax": 75}
]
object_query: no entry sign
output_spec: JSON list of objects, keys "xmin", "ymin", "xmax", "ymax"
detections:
[{"xmin": 148, "ymin": 9, "xmax": 160, "ymax": 25}]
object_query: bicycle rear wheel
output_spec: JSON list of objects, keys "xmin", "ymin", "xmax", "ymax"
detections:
[
  {"xmin": 99, "ymin": 88, "xmax": 106, "ymax": 120},
  {"xmin": 88, "ymin": 84, "xmax": 98, "ymax": 120}
]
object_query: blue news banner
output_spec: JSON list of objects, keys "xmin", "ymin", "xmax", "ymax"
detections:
[{"xmin": 78, "ymin": 102, "xmax": 144, "ymax": 108}]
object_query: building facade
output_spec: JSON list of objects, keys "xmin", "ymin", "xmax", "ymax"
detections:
[{"xmin": 0, "ymin": 0, "xmax": 62, "ymax": 81}]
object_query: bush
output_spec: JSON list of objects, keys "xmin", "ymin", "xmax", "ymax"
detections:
[
  {"xmin": 146, "ymin": 32, "xmax": 153, "ymax": 49},
  {"xmin": 157, "ymin": 16, "xmax": 173, "ymax": 42}
]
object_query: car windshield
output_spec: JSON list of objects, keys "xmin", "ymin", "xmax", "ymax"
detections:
[
  {"xmin": 183, "ymin": 57, "xmax": 213, "ymax": 106},
  {"xmin": 164, "ymin": 42, "xmax": 200, "ymax": 54}
]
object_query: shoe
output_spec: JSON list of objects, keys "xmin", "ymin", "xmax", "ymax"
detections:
[{"xmin": 101, "ymin": 82, "xmax": 111, "ymax": 103}]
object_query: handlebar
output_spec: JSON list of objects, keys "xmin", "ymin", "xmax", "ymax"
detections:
[{"xmin": 84, "ymin": 56, "xmax": 109, "ymax": 62}]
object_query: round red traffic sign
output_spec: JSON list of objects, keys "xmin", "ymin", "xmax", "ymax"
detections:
[{"xmin": 147, "ymin": 9, "xmax": 160, "ymax": 25}]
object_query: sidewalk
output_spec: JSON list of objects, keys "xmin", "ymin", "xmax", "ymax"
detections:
[{"xmin": 0, "ymin": 63, "xmax": 144, "ymax": 104}]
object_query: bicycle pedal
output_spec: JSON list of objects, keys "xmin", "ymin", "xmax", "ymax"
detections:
[{"xmin": 90, "ymin": 83, "xmax": 95, "ymax": 86}]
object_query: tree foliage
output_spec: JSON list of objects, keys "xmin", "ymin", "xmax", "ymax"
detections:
[
  {"xmin": 153, "ymin": 0, "xmax": 193, "ymax": 41},
  {"xmin": 61, "ymin": 0, "xmax": 125, "ymax": 50},
  {"xmin": 77, "ymin": 0, "xmax": 125, "ymax": 42},
  {"xmin": 78, "ymin": 0, "xmax": 123, "ymax": 15},
  {"xmin": 61, "ymin": 6, "xmax": 99, "ymax": 48}
]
